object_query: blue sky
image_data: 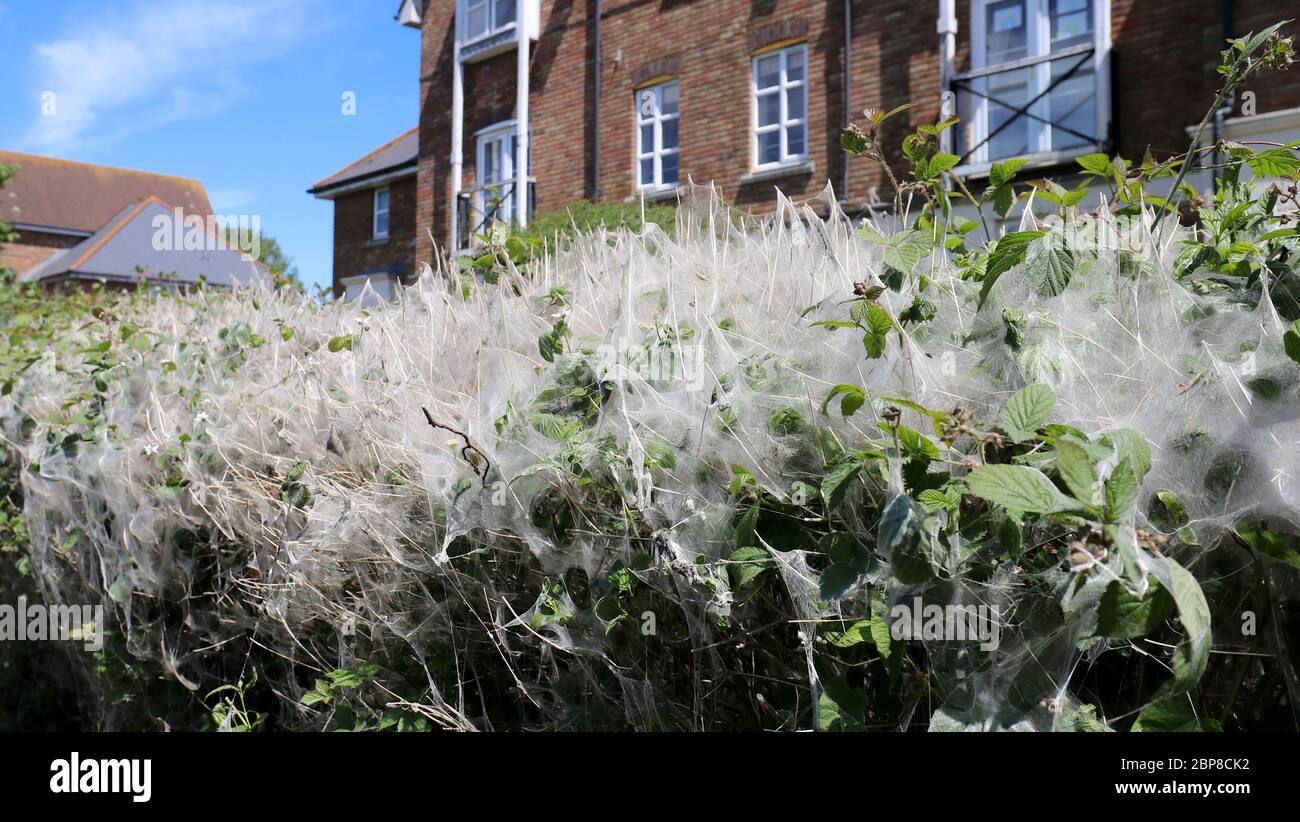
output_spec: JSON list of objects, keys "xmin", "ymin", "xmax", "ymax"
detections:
[{"xmin": 0, "ymin": 0, "xmax": 420, "ymax": 291}]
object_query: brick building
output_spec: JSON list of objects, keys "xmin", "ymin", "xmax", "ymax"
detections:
[
  {"xmin": 308, "ymin": 127, "xmax": 419, "ymax": 299},
  {"xmin": 317, "ymin": 0, "xmax": 1300, "ymax": 295}
]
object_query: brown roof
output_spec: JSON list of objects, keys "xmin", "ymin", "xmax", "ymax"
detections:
[
  {"xmin": 309, "ymin": 127, "xmax": 418, "ymax": 196},
  {"xmin": 0, "ymin": 150, "xmax": 212, "ymax": 234}
]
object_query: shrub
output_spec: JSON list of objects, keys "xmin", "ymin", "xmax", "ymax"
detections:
[{"xmin": 0, "ymin": 23, "xmax": 1297, "ymax": 732}]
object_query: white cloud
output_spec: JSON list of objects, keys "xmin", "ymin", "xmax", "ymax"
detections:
[
  {"xmin": 209, "ymin": 187, "xmax": 258, "ymax": 211},
  {"xmin": 22, "ymin": 0, "xmax": 315, "ymax": 152}
]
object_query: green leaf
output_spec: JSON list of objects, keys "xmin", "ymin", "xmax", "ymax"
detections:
[
  {"xmin": 862, "ymin": 303, "xmax": 893, "ymax": 359},
  {"xmin": 1149, "ymin": 557, "xmax": 1212, "ymax": 690},
  {"xmin": 1055, "ymin": 436, "xmax": 1100, "ymax": 506},
  {"xmin": 988, "ymin": 158, "xmax": 1028, "ymax": 188},
  {"xmin": 927, "ymin": 152, "xmax": 959, "ymax": 176},
  {"xmin": 1284, "ymin": 319, "xmax": 1300, "ymax": 364},
  {"xmin": 978, "ymin": 230, "xmax": 1045, "ymax": 309},
  {"xmin": 1101, "ymin": 429, "xmax": 1152, "ymax": 482},
  {"xmin": 1022, "ymin": 234, "xmax": 1074, "ymax": 297},
  {"xmin": 820, "ymin": 563, "xmax": 860, "ymax": 601},
  {"xmin": 1104, "ymin": 459, "xmax": 1139, "ymax": 521},
  {"xmin": 966, "ymin": 464, "xmax": 1078, "ymax": 514},
  {"xmin": 821, "ymin": 458, "xmax": 863, "ymax": 508},
  {"xmin": 1094, "ymin": 580, "xmax": 1175, "ymax": 639},
  {"xmin": 1132, "ymin": 691, "xmax": 1220, "ymax": 732},
  {"xmin": 1234, "ymin": 523, "xmax": 1300, "ymax": 570},
  {"xmin": 1076, "ymin": 153, "xmax": 1112, "ymax": 176},
  {"xmin": 824, "ymin": 619, "xmax": 873, "ymax": 648},
  {"xmin": 1003, "ymin": 383, "xmax": 1055, "ymax": 442},
  {"xmin": 327, "ymin": 334, "xmax": 354, "ymax": 353},
  {"xmin": 1246, "ymin": 147, "xmax": 1300, "ymax": 178}
]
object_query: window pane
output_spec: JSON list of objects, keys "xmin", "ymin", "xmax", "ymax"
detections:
[
  {"xmin": 787, "ymin": 123, "xmax": 805, "ymax": 157},
  {"xmin": 375, "ymin": 211, "xmax": 389, "ymax": 236},
  {"xmin": 640, "ymin": 123, "xmax": 655, "ymax": 152},
  {"xmin": 467, "ymin": 4, "xmax": 488, "ymax": 37},
  {"xmin": 985, "ymin": 0, "xmax": 1027, "ymax": 64},
  {"xmin": 1048, "ymin": 63, "xmax": 1096, "ymax": 150},
  {"xmin": 786, "ymin": 49, "xmax": 804, "ymax": 83},
  {"xmin": 662, "ymin": 153, "xmax": 679, "ymax": 185},
  {"xmin": 786, "ymin": 85, "xmax": 805, "ymax": 121},
  {"xmin": 637, "ymin": 89, "xmax": 657, "ymax": 119},
  {"xmin": 661, "ymin": 118, "xmax": 679, "ymax": 150},
  {"xmin": 660, "ymin": 82, "xmax": 679, "ymax": 115},
  {"xmin": 376, "ymin": 189, "xmax": 389, "ymax": 211},
  {"xmin": 1051, "ymin": 0, "xmax": 1091, "ymax": 48},
  {"xmin": 757, "ymin": 93, "xmax": 780, "ymax": 126},
  {"xmin": 756, "ymin": 55, "xmax": 780, "ymax": 89},
  {"xmin": 494, "ymin": 0, "xmax": 517, "ymax": 28},
  {"xmin": 640, "ymin": 158, "xmax": 654, "ymax": 186},
  {"xmin": 757, "ymin": 130, "xmax": 780, "ymax": 165},
  {"xmin": 483, "ymin": 141, "xmax": 497, "ymax": 182}
]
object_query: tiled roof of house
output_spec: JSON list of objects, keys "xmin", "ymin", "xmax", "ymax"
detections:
[
  {"xmin": 0, "ymin": 150, "xmax": 212, "ymax": 234},
  {"xmin": 22, "ymin": 197, "xmax": 266, "ymax": 288},
  {"xmin": 308, "ymin": 127, "xmax": 418, "ymax": 196}
]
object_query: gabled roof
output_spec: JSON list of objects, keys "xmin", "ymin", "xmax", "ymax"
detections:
[
  {"xmin": 22, "ymin": 197, "xmax": 265, "ymax": 288},
  {"xmin": 308, "ymin": 127, "xmax": 418, "ymax": 198},
  {"xmin": 0, "ymin": 150, "xmax": 211, "ymax": 234}
]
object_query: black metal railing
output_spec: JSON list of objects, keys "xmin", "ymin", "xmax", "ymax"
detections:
[
  {"xmin": 456, "ymin": 179, "xmax": 537, "ymax": 251},
  {"xmin": 951, "ymin": 44, "xmax": 1100, "ymax": 166}
]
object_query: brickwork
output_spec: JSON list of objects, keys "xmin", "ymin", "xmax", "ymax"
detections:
[{"xmin": 409, "ymin": 0, "xmax": 1300, "ymax": 267}]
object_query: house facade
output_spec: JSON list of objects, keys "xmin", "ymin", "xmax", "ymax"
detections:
[
  {"xmin": 319, "ymin": 0, "xmax": 1300, "ymax": 295},
  {"xmin": 308, "ymin": 127, "xmax": 419, "ymax": 299}
]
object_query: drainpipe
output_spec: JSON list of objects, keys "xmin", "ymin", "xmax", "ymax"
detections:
[
  {"xmin": 593, "ymin": 0, "xmax": 602, "ymax": 201},
  {"xmin": 841, "ymin": 0, "xmax": 851, "ymax": 204},
  {"xmin": 937, "ymin": 0, "xmax": 957, "ymax": 158},
  {"xmin": 450, "ymin": 39, "xmax": 464, "ymax": 251},
  {"xmin": 516, "ymin": 16, "xmax": 531, "ymax": 229}
]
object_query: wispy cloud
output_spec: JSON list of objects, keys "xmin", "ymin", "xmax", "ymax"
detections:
[
  {"xmin": 209, "ymin": 187, "xmax": 258, "ymax": 211},
  {"xmin": 22, "ymin": 0, "xmax": 315, "ymax": 153}
]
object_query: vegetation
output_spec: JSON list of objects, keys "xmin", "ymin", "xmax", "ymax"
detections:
[{"xmin": 0, "ymin": 24, "xmax": 1297, "ymax": 732}]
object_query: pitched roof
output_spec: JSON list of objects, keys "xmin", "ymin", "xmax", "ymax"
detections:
[
  {"xmin": 0, "ymin": 150, "xmax": 211, "ymax": 234},
  {"xmin": 308, "ymin": 127, "xmax": 418, "ymax": 196},
  {"xmin": 22, "ymin": 197, "xmax": 266, "ymax": 288}
]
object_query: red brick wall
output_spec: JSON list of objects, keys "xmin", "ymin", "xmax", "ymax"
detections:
[
  {"xmin": 414, "ymin": 0, "xmax": 1300, "ymax": 263},
  {"xmin": 330, "ymin": 174, "xmax": 417, "ymax": 298},
  {"xmin": 0, "ymin": 229, "xmax": 82, "ymax": 276}
]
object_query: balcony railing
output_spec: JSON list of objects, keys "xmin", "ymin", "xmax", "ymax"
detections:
[
  {"xmin": 951, "ymin": 44, "xmax": 1102, "ymax": 168},
  {"xmin": 456, "ymin": 179, "xmax": 536, "ymax": 251}
]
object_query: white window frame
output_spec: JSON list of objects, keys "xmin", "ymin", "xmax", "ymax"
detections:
[
  {"xmin": 458, "ymin": 0, "xmax": 518, "ymax": 48},
  {"xmin": 751, "ymin": 43, "xmax": 808, "ymax": 171},
  {"xmin": 474, "ymin": 120, "xmax": 530, "ymax": 228},
  {"xmin": 964, "ymin": 0, "xmax": 1111, "ymax": 168},
  {"xmin": 635, "ymin": 80, "xmax": 681, "ymax": 191},
  {"xmin": 372, "ymin": 187, "xmax": 390, "ymax": 240}
]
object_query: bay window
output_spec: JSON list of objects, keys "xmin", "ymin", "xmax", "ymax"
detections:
[{"xmin": 956, "ymin": 0, "xmax": 1109, "ymax": 167}]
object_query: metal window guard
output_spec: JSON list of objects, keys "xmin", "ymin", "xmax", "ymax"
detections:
[{"xmin": 950, "ymin": 44, "xmax": 1100, "ymax": 166}]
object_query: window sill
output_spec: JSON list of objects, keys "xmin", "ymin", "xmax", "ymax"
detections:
[
  {"xmin": 368, "ymin": 236, "xmax": 390, "ymax": 246},
  {"xmin": 627, "ymin": 185, "xmax": 682, "ymax": 203},
  {"xmin": 741, "ymin": 160, "xmax": 815, "ymax": 185},
  {"xmin": 951, "ymin": 145, "xmax": 1103, "ymax": 180}
]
